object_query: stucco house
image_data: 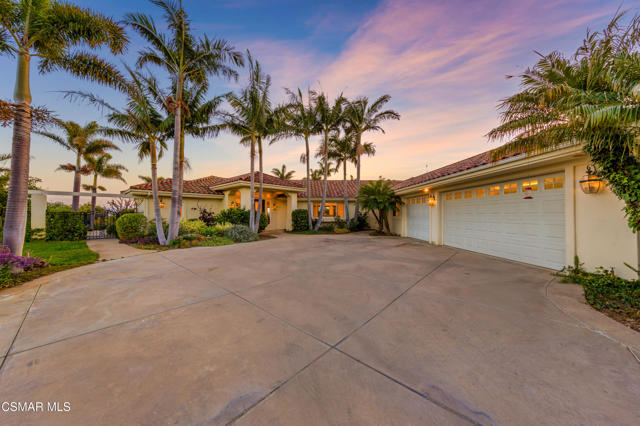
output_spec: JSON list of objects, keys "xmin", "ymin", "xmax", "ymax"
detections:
[{"xmin": 123, "ymin": 145, "xmax": 639, "ymax": 279}]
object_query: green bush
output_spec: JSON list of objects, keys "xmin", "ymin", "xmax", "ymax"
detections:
[
  {"xmin": 216, "ymin": 207, "xmax": 269, "ymax": 232},
  {"xmin": 349, "ymin": 212, "xmax": 369, "ymax": 231},
  {"xmin": 224, "ymin": 224, "xmax": 259, "ymax": 243},
  {"xmin": 291, "ymin": 209, "xmax": 309, "ymax": 231},
  {"xmin": 45, "ymin": 211, "xmax": 87, "ymax": 241},
  {"xmin": 179, "ymin": 219, "xmax": 206, "ymax": 235},
  {"xmin": 202, "ymin": 222, "xmax": 232, "ymax": 237},
  {"xmin": 115, "ymin": 213, "xmax": 147, "ymax": 240},
  {"xmin": 146, "ymin": 218, "xmax": 169, "ymax": 237}
]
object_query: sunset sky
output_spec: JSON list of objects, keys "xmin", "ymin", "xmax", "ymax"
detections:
[{"xmin": 0, "ymin": 0, "xmax": 636, "ymax": 201}]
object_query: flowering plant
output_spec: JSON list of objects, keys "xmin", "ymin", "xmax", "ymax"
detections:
[{"xmin": 0, "ymin": 246, "xmax": 48, "ymax": 274}]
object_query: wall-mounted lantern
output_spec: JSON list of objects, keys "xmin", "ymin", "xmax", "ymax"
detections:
[
  {"xmin": 159, "ymin": 200, "xmax": 166, "ymax": 208},
  {"xmin": 427, "ymin": 194, "xmax": 437, "ymax": 206},
  {"xmin": 579, "ymin": 166, "xmax": 604, "ymax": 194},
  {"xmin": 423, "ymin": 187, "xmax": 429, "ymax": 193}
]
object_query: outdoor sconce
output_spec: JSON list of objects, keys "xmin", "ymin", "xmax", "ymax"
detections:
[
  {"xmin": 427, "ymin": 195, "xmax": 437, "ymax": 206},
  {"xmin": 159, "ymin": 201, "xmax": 166, "ymax": 208},
  {"xmin": 423, "ymin": 187, "xmax": 429, "ymax": 193},
  {"xmin": 579, "ymin": 167, "xmax": 604, "ymax": 194}
]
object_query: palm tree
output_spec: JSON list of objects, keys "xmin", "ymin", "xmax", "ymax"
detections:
[
  {"xmin": 126, "ymin": 0, "xmax": 243, "ymax": 241},
  {"xmin": 83, "ymin": 154, "xmax": 127, "ymax": 229},
  {"xmin": 65, "ymin": 70, "xmax": 171, "ymax": 244},
  {"xmin": 38, "ymin": 121, "xmax": 120, "ymax": 210},
  {"xmin": 280, "ymin": 88, "xmax": 320, "ymax": 229},
  {"xmin": 219, "ymin": 54, "xmax": 270, "ymax": 232},
  {"xmin": 271, "ymin": 164, "xmax": 295, "ymax": 180},
  {"xmin": 139, "ymin": 175, "xmax": 166, "ymax": 183},
  {"xmin": 345, "ymin": 95, "xmax": 400, "ymax": 221},
  {"xmin": 487, "ymin": 12, "xmax": 640, "ymax": 232},
  {"xmin": 328, "ymin": 133, "xmax": 356, "ymax": 223},
  {"xmin": 359, "ymin": 180, "xmax": 402, "ymax": 234},
  {"xmin": 0, "ymin": 0, "xmax": 127, "ymax": 254},
  {"xmin": 313, "ymin": 93, "xmax": 345, "ymax": 230}
]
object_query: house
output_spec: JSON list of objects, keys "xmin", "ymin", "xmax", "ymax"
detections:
[
  {"xmin": 123, "ymin": 144, "xmax": 638, "ymax": 279},
  {"xmin": 123, "ymin": 173, "xmax": 378, "ymax": 231}
]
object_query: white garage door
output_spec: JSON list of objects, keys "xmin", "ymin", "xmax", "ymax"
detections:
[
  {"xmin": 443, "ymin": 174, "xmax": 565, "ymax": 269},
  {"xmin": 406, "ymin": 195, "xmax": 430, "ymax": 241}
]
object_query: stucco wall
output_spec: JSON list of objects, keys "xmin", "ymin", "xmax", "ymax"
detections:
[
  {"xmin": 135, "ymin": 195, "xmax": 224, "ymax": 222},
  {"xmin": 295, "ymin": 199, "xmax": 377, "ymax": 228},
  {"xmin": 572, "ymin": 163, "xmax": 638, "ymax": 279}
]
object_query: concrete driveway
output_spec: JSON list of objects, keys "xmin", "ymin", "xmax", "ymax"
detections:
[{"xmin": 0, "ymin": 233, "xmax": 639, "ymax": 425}]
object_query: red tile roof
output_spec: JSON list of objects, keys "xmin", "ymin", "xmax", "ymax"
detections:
[
  {"xmin": 211, "ymin": 172, "xmax": 304, "ymax": 189},
  {"xmin": 392, "ymin": 149, "xmax": 521, "ymax": 191},
  {"xmin": 128, "ymin": 175, "xmax": 226, "ymax": 195},
  {"xmin": 297, "ymin": 179, "xmax": 375, "ymax": 199}
]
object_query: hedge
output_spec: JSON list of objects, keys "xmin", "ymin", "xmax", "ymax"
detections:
[
  {"xmin": 45, "ymin": 211, "xmax": 87, "ymax": 241},
  {"xmin": 216, "ymin": 207, "xmax": 269, "ymax": 232},
  {"xmin": 291, "ymin": 209, "xmax": 309, "ymax": 231},
  {"xmin": 115, "ymin": 213, "xmax": 147, "ymax": 240}
]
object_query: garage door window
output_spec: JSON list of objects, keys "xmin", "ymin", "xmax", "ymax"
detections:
[
  {"xmin": 464, "ymin": 190, "xmax": 472, "ymax": 198},
  {"xmin": 454, "ymin": 192, "xmax": 462, "ymax": 199},
  {"xmin": 544, "ymin": 176, "xmax": 564, "ymax": 190},
  {"xmin": 489, "ymin": 185, "xmax": 500, "ymax": 196},
  {"xmin": 446, "ymin": 193, "xmax": 452, "ymax": 200},
  {"xmin": 476, "ymin": 188, "xmax": 485, "ymax": 197},
  {"xmin": 522, "ymin": 180, "xmax": 538, "ymax": 191},
  {"xmin": 503, "ymin": 183, "xmax": 517, "ymax": 194}
]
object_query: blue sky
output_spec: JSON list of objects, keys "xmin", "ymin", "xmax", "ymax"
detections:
[{"xmin": 0, "ymin": 0, "xmax": 637, "ymax": 201}]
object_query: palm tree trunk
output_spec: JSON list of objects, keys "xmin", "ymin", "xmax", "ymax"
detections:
[
  {"xmin": 304, "ymin": 135, "xmax": 312, "ymax": 230},
  {"xmin": 72, "ymin": 153, "xmax": 81, "ymax": 211},
  {"xmin": 255, "ymin": 137, "xmax": 264, "ymax": 232},
  {"xmin": 315, "ymin": 130, "xmax": 330, "ymax": 231},
  {"xmin": 343, "ymin": 159, "xmax": 349, "ymax": 224},
  {"xmin": 3, "ymin": 52, "xmax": 32, "ymax": 255},
  {"xmin": 354, "ymin": 133, "xmax": 362, "ymax": 222},
  {"xmin": 168, "ymin": 80, "xmax": 183, "ymax": 241},
  {"xmin": 150, "ymin": 141, "xmax": 167, "ymax": 245},
  {"xmin": 178, "ymin": 129, "xmax": 185, "ymax": 221},
  {"xmin": 90, "ymin": 174, "xmax": 97, "ymax": 229},
  {"xmin": 382, "ymin": 210, "xmax": 391, "ymax": 234},
  {"xmin": 249, "ymin": 134, "xmax": 256, "ymax": 232}
]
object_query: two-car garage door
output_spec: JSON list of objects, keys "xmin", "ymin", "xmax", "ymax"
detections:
[{"xmin": 443, "ymin": 174, "xmax": 566, "ymax": 270}]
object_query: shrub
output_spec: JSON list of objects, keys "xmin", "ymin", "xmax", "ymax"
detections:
[
  {"xmin": 106, "ymin": 218, "xmax": 117, "ymax": 237},
  {"xmin": 0, "ymin": 245, "xmax": 48, "ymax": 274},
  {"xmin": 319, "ymin": 223, "xmax": 335, "ymax": 232},
  {"xmin": 334, "ymin": 217, "xmax": 348, "ymax": 229},
  {"xmin": 179, "ymin": 219, "xmax": 206, "ymax": 235},
  {"xmin": 334, "ymin": 227, "xmax": 350, "ymax": 234},
  {"xmin": 146, "ymin": 218, "xmax": 169, "ymax": 237},
  {"xmin": 216, "ymin": 207, "xmax": 269, "ymax": 232},
  {"xmin": 198, "ymin": 207, "xmax": 216, "ymax": 226},
  {"xmin": 349, "ymin": 212, "xmax": 369, "ymax": 231},
  {"xmin": 292, "ymin": 209, "xmax": 309, "ymax": 231},
  {"xmin": 202, "ymin": 222, "xmax": 233, "ymax": 237},
  {"xmin": 45, "ymin": 211, "xmax": 87, "ymax": 241},
  {"xmin": 115, "ymin": 213, "xmax": 147, "ymax": 240},
  {"xmin": 224, "ymin": 224, "xmax": 259, "ymax": 243}
]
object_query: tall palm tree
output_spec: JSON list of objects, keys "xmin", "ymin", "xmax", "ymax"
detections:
[
  {"xmin": 487, "ymin": 11, "xmax": 640, "ymax": 232},
  {"xmin": 65, "ymin": 70, "xmax": 171, "ymax": 244},
  {"xmin": 126, "ymin": 0, "xmax": 243, "ymax": 241},
  {"xmin": 328, "ymin": 133, "xmax": 356, "ymax": 223},
  {"xmin": 38, "ymin": 121, "xmax": 120, "ymax": 210},
  {"xmin": 219, "ymin": 54, "xmax": 270, "ymax": 232},
  {"xmin": 345, "ymin": 95, "xmax": 400, "ymax": 221},
  {"xmin": 0, "ymin": 0, "xmax": 127, "ymax": 254},
  {"xmin": 82, "ymin": 154, "xmax": 127, "ymax": 229},
  {"xmin": 280, "ymin": 88, "xmax": 320, "ymax": 229},
  {"xmin": 271, "ymin": 164, "xmax": 294, "ymax": 180},
  {"xmin": 313, "ymin": 93, "xmax": 345, "ymax": 230}
]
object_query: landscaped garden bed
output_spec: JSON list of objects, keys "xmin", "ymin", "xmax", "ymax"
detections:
[
  {"xmin": 1, "ymin": 241, "xmax": 99, "ymax": 290},
  {"xmin": 561, "ymin": 259, "xmax": 640, "ymax": 332}
]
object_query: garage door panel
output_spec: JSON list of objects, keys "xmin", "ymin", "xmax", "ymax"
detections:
[
  {"xmin": 407, "ymin": 198, "xmax": 430, "ymax": 241},
  {"xmin": 444, "ymin": 174, "xmax": 565, "ymax": 270}
]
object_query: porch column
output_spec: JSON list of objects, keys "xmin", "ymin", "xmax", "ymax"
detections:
[
  {"xmin": 30, "ymin": 192, "xmax": 47, "ymax": 229},
  {"xmin": 286, "ymin": 192, "xmax": 297, "ymax": 230},
  {"xmin": 223, "ymin": 191, "xmax": 229, "ymax": 210},
  {"xmin": 239, "ymin": 187, "xmax": 252, "ymax": 210}
]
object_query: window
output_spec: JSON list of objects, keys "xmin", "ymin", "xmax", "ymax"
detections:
[
  {"xmin": 446, "ymin": 193, "xmax": 453, "ymax": 200},
  {"xmin": 544, "ymin": 176, "xmax": 563, "ymax": 189},
  {"xmin": 522, "ymin": 180, "xmax": 538, "ymax": 191},
  {"xmin": 393, "ymin": 203, "xmax": 401, "ymax": 217},
  {"xmin": 454, "ymin": 192, "xmax": 462, "ymax": 199},
  {"xmin": 489, "ymin": 185, "xmax": 500, "ymax": 196},
  {"xmin": 312, "ymin": 203, "xmax": 343, "ymax": 218},
  {"xmin": 503, "ymin": 183, "xmax": 517, "ymax": 194},
  {"xmin": 476, "ymin": 188, "xmax": 485, "ymax": 197},
  {"xmin": 464, "ymin": 190, "xmax": 472, "ymax": 199}
]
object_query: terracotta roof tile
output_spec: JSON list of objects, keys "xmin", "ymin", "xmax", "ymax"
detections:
[
  {"xmin": 211, "ymin": 172, "xmax": 304, "ymax": 189},
  {"xmin": 297, "ymin": 179, "xmax": 374, "ymax": 199},
  {"xmin": 128, "ymin": 175, "xmax": 225, "ymax": 195}
]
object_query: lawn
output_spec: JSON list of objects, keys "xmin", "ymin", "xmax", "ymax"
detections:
[{"xmin": 1, "ymin": 241, "xmax": 99, "ymax": 290}]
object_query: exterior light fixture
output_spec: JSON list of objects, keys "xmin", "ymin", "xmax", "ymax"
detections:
[
  {"xmin": 159, "ymin": 201, "xmax": 166, "ymax": 208},
  {"xmin": 423, "ymin": 187, "xmax": 429, "ymax": 193},
  {"xmin": 579, "ymin": 166, "xmax": 604, "ymax": 194},
  {"xmin": 427, "ymin": 195, "xmax": 437, "ymax": 206}
]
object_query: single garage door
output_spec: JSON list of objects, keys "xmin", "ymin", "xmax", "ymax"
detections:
[
  {"xmin": 443, "ymin": 174, "xmax": 565, "ymax": 269},
  {"xmin": 406, "ymin": 195, "xmax": 430, "ymax": 241}
]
